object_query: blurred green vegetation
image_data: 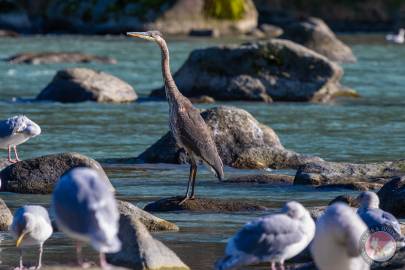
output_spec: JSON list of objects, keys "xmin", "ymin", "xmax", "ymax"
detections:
[{"xmin": 204, "ymin": 0, "xmax": 246, "ymax": 20}]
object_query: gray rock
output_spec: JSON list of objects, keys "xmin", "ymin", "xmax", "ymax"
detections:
[
  {"xmin": 0, "ymin": 152, "xmax": 113, "ymax": 194},
  {"xmin": 36, "ymin": 68, "xmax": 137, "ymax": 103},
  {"xmin": 378, "ymin": 176, "xmax": 405, "ymax": 218},
  {"xmin": 281, "ymin": 17, "xmax": 356, "ymax": 63},
  {"xmin": 224, "ymin": 174, "xmax": 294, "ymax": 184},
  {"xmin": 106, "ymin": 216, "xmax": 189, "ymax": 270},
  {"xmin": 144, "ymin": 196, "xmax": 266, "ymax": 212},
  {"xmin": 188, "ymin": 95, "xmax": 215, "ymax": 104},
  {"xmin": 259, "ymin": 24, "xmax": 283, "ymax": 38},
  {"xmin": 0, "ymin": 198, "xmax": 12, "ymax": 231},
  {"xmin": 136, "ymin": 106, "xmax": 322, "ymax": 169},
  {"xmin": 150, "ymin": 39, "xmax": 352, "ymax": 103},
  {"xmin": 5, "ymin": 52, "xmax": 116, "ymax": 64},
  {"xmin": 117, "ymin": 200, "xmax": 178, "ymax": 232},
  {"xmin": 294, "ymin": 160, "xmax": 405, "ymax": 186}
]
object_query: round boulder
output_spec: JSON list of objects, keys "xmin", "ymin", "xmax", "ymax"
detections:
[
  {"xmin": 0, "ymin": 198, "xmax": 12, "ymax": 230},
  {"xmin": 36, "ymin": 68, "xmax": 137, "ymax": 103},
  {"xmin": 281, "ymin": 17, "xmax": 356, "ymax": 63},
  {"xmin": 150, "ymin": 39, "xmax": 350, "ymax": 103},
  {"xmin": 0, "ymin": 152, "xmax": 113, "ymax": 194}
]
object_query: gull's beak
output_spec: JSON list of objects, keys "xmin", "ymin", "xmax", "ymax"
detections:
[
  {"xmin": 16, "ymin": 232, "xmax": 27, "ymax": 248},
  {"xmin": 126, "ymin": 32, "xmax": 154, "ymax": 41}
]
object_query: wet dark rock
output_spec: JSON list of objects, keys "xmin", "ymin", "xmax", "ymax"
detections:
[
  {"xmin": 144, "ymin": 196, "xmax": 267, "ymax": 212},
  {"xmin": 294, "ymin": 159, "xmax": 405, "ymax": 186},
  {"xmin": 0, "ymin": 29, "xmax": 18, "ymax": 37},
  {"xmin": 5, "ymin": 52, "xmax": 116, "ymax": 64},
  {"xmin": 189, "ymin": 95, "xmax": 215, "ymax": 104},
  {"xmin": 0, "ymin": 152, "xmax": 113, "ymax": 194},
  {"xmin": 36, "ymin": 68, "xmax": 137, "ymax": 103},
  {"xmin": 189, "ymin": 29, "xmax": 220, "ymax": 37},
  {"xmin": 117, "ymin": 200, "xmax": 178, "ymax": 232},
  {"xmin": 328, "ymin": 195, "xmax": 359, "ymax": 207},
  {"xmin": 378, "ymin": 176, "xmax": 405, "ymax": 218},
  {"xmin": 150, "ymin": 39, "xmax": 350, "ymax": 103},
  {"xmin": 316, "ymin": 182, "xmax": 382, "ymax": 191},
  {"xmin": 224, "ymin": 174, "xmax": 294, "ymax": 184},
  {"xmin": 136, "ymin": 106, "xmax": 323, "ymax": 169},
  {"xmin": 281, "ymin": 17, "xmax": 356, "ymax": 63},
  {"xmin": 107, "ymin": 216, "xmax": 189, "ymax": 270},
  {"xmin": 0, "ymin": 198, "xmax": 12, "ymax": 231}
]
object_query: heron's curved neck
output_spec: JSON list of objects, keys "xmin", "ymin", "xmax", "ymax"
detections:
[{"xmin": 157, "ymin": 38, "xmax": 182, "ymax": 103}]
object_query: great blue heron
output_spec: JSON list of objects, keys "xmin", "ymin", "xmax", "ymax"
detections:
[
  {"xmin": 0, "ymin": 115, "xmax": 41, "ymax": 163},
  {"xmin": 127, "ymin": 31, "xmax": 224, "ymax": 204}
]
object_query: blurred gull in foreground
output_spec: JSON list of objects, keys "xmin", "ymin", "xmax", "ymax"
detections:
[
  {"xmin": 11, "ymin": 205, "xmax": 53, "ymax": 270},
  {"xmin": 0, "ymin": 115, "xmax": 41, "ymax": 163},
  {"xmin": 52, "ymin": 167, "xmax": 121, "ymax": 268},
  {"xmin": 386, "ymin": 28, "xmax": 404, "ymax": 44},
  {"xmin": 215, "ymin": 201, "xmax": 315, "ymax": 270},
  {"xmin": 311, "ymin": 203, "xmax": 369, "ymax": 270},
  {"xmin": 357, "ymin": 191, "xmax": 402, "ymax": 238}
]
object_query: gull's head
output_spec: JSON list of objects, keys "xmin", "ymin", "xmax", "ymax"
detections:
[
  {"xmin": 356, "ymin": 191, "xmax": 380, "ymax": 209},
  {"xmin": 25, "ymin": 120, "xmax": 41, "ymax": 137},
  {"xmin": 15, "ymin": 213, "xmax": 36, "ymax": 248},
  {"xmin": 282, "ymin": 201, "xmax": 307, "ymax": 219},
  {"xmin": 127, "ymin": 30, "xmax": 163, "ymax": 42}
]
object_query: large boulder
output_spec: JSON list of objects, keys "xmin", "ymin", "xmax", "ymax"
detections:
[
  {"xmin": 106, "ymin": 216, "xmax": 189, "ymax": 270},
  {"xmin": 0, "ymin": 152, "xmax": 113, "ymax": 194},
  {"xmin": 6, "ymin": 52, "xmax": 116, "ymax": 64},
  {"xmin": 36, "ymin": 68, "xmax": 137, "ymax": 103},
  {"xmin": 150, "ymin": 39, "xmax": 352, "ymax": 103},
  {"xmin": 144, "ymin": 196, "xmax": 266, "ymax": 212},
  {"xmin": 136, "ymin": 106, "xmax": 322, "ymax": 169},
  {"xmin": 117, "ymin": 200, "xmax": 178, "ymax": 232},
  {"xmin": 0, "ymin": 198, "xmax": 12, "ymax": 230},
  {"xmin": 224, "ymin": 173, "xmax": 294, "ymax": 184},
  {"xmin": 294, "ymin": 159, "xmax": 405, "ymax": 186},
  {"xmin": 281, "ymin": 17, "xmax": 356, "ymax": 63},
  {"xmin": 378, "ymin": 176, "xmax": 405, "ymax": 218}
]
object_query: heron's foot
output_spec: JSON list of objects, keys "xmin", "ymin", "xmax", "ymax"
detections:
[
  {"xmin": 79, "ymin": 262, "xmax": 92, "ymax": 269},
  {"xmin": 189, "ymin": 195, "xmax": 196, "ymax": 200},
  {"xmin": 8, "ymin": 158, "xmax": 17, "ymax": 164},
  {"xmin": 178, "ymin": 196, "xmax": 190, "ymax": 205}
]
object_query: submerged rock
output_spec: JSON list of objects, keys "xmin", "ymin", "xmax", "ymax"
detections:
[
  {"xmin": 0, "ymin": 152, "xmax": 113, "ymax": 194},
  {"xmin": 328, "ymin": 195, "xmax": 359, "ymax": 207},
  {"xmin": 5, "ymin": 52, "xmax": 117, "ymax": 64},
  {"xmin": 144, "ymin": 196, "xmax": 266, "ymax": 212},
  {"xmin": 36, "ymin": 68, "xmax": 137, "ymax": 103},
  {"xmin": 294, "ymin": 159, "xmax": 405, "ymax": 186},
  {"xmin": 0, "ymin": 29, "xmax": 18, "ymax": 37},
  {"xmin": 150, "ymin": 39, "xmax": 351, "ymax": 103},
  {"xmin": 224, "ymin": 174, "xmax": 294, "ymax": 184},
  {"xmin": 281, "ymin": 17, "xmax": 356, "ymax": 63},
  {"xmin": 316, "ymin": 182, "xmax": 382, "ymax": 191},
  {"xmin": 107, "ymin": 216, "xmax": 189, "ymax": 270},
  {"xmin": 0, "ymin": 198, "xmax": 12, "ymax": 230},
  {"xmin": 117, "ymin": 200, "xmax": 178, "ymax": 232},
  {"xmin": 136, "ymin": 106, "xmax": 322, "ymax": 169},
  {"xmin": 378, "ymin": 176, "xmax": 405, "ymax": 218},
  {"xmin": 188, "ymin": 95, "xmax": 215, "ymax": 104}
]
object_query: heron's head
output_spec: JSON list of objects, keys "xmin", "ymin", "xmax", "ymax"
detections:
[
  {"xmin": 356, "ymin": 191, "xmax": 380, "ymax": 209},
  {"xmin": 127, "ymin": 31, "xmax": 163, "ymax": 43}
]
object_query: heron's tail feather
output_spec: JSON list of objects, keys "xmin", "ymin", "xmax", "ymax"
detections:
[{"xmin": 214, "ymin": 255, "xmax": 242, "ymax": 270}]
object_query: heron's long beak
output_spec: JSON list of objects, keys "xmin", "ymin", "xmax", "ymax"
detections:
[
  {"xmin": 127, "ymin": 32, "xmax": 154, "ymax": 41},
  {"xmin": 16, "ymin": 232, "xmax": 27, "ymax": 248}
]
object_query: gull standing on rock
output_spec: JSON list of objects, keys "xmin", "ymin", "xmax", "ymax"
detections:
[
  {"xmin": 215, "ymin": 201, "xmax": 315, "ymax": 270},
  {"xmin": 311, "ymin": 203, "xmax": 369, "ymax": 270},
  {"xmin": 11, "ymin": 205, "xmax": 53, "ymax": 270},
  {"xmin": 357, "ymin": 191, "xmax": 401, "ymax": 238},
  {"xmin": 52, "ymin": 167, "xmax": 121, "ymax": 268},
  {"xmin": 0, "ymin": 115, "xmax": 41, "ymax": 163},
  {"xmin": 127, "ymin": 31, "xmax": 224, "ymax": 204}
]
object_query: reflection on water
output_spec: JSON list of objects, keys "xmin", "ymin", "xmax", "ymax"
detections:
[{"xmin": 0, "ymin": 35, "xmax": 404, "ymax": 269}]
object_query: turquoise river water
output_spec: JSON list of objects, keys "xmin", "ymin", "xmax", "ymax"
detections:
[{"xmin": 0, "ymin": 34, "xmax": 404, "ymax": 269}]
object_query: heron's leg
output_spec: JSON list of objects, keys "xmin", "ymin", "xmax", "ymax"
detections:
[
  {"xmin": 8, "ymin": 145, "xmax": 16, "ymax": 163},
  {"xmin": 99, "ymin": 252, "xmax": 108, "ymax": 269},
  {"xmin": 36, "ymin": 244, "xmax": 43, "ymax": 269},
  {"xmin": 280, "ymin": 261, "xmax": 285, "ymax": 270},
  {"xmin": 271, "ymin": 261, "xmax": 276, "ymax": 270},
  {"xmin": 189, "ymin": 163, "xmax": 198, "ymax": 199},
  {"xmin": 76, "ymin": 242, "xmax": 90, "ymax": 268},
  {"xmin": 13, "ymin": 146, "xmax": 21, "ymax": 162},
  {"xmin": 179, "ymin": 164, "xmax": 194, "ymax": 205}
]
